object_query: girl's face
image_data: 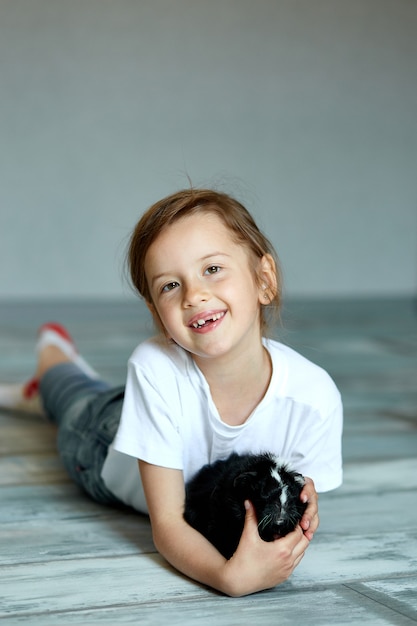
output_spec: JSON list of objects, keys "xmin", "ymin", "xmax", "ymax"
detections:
[{"xmin": 145, "ymin": 212, "xmax": 274, "ymax": 366}]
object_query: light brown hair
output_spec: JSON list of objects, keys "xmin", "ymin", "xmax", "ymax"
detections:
[{"xmin": 128, "ymin": 188, "xmax": 282, "ymax": 333}]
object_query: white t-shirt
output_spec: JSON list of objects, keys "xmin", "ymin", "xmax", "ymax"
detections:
[{"xmin": 101, "ymin": 336, "xmax": 343, "ymax": 513}]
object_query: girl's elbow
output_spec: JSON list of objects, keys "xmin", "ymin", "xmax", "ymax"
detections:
[{"xmin": 151, "ymin": 525, "xmax": 166, "ymax": 555}]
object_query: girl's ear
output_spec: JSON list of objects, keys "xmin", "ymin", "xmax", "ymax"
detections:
[{"xmin": 257, "ymin": 254, "xmax": 278, "ymax": 304}]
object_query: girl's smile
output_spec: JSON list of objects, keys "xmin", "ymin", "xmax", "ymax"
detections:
[{"xmin": 188, "ymin": 309, "xmax": 227, "ymax": 332}]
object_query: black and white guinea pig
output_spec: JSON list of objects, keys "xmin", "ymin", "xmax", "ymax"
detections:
[{"xmin": 184, "ymin": 451, "xmax": 307, "ymax": 559}]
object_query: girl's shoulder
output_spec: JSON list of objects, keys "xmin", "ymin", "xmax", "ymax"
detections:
[
  {"xmin": 264, "ymin": 337, "xmax": 341, "ymax": 411},
  {"xmin": 265, "ymin": 337, "xmax": 330, "ymax": 376},
  {"xmin": 128, "ymin": 335, "xmax": 192, "ymax": 376}
]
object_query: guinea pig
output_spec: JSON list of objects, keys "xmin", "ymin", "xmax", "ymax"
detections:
[{"xmin": 184, "ymin": 451, "xmax": 307, "ymax": 559}]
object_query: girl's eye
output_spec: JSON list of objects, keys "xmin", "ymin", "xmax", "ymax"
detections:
[
  {"xmin": 205, "ymin": 265, "xmax": 221, "ymax": 275},
  {"xmin": 161, "ymin": 281, "xmax": 179, "ymax": 293}
]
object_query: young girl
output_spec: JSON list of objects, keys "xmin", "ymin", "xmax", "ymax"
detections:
[{"xmin": 0, "ymin": 188, "xmax": 343, "ymax": 597}]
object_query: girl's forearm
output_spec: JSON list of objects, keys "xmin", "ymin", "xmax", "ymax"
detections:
[
  {"xmin": 151, "ymin": 518, "xmax": 241, "ymax": 595},
  {"xmin": 151, "ymin": 503, "xmax": 309, "ymax": 597}
]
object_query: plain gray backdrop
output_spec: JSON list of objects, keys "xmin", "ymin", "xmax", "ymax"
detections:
[{"xmin": 1, "ymin": 0, "xmax": 416, "ymax": 300}]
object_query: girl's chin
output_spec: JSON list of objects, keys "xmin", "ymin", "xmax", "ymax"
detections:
[{"xmin": 189, "ymin": 342, "xmax": 236, "ymax": 362}]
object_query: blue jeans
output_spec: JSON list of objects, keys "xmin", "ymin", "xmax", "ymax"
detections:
[{"xmin": 40, "ymin": 363, "xmax": 125, "ymax": 507}]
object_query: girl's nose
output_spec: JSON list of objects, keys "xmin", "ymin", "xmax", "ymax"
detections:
[{"xmin": 182, "ymin": 280, "xmax": 209, "ymax": 307}]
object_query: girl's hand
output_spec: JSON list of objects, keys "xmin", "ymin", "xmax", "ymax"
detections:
[
  {"xmin": 299, "ymin": 476, "xmax": 319, "ymax": 541},
  {"xmin": 220, "ymin": 500, "xmax": 310, "ymax": 597}
]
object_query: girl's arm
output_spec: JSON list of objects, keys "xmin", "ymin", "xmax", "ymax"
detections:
[{"xmin": 139, "ymin": 460, "xmax": 310, "ymax": 597}]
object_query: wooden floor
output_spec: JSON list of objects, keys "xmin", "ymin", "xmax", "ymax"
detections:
[{"xmin": 1, "ymin": 297, "xmax": 416, "ymax": 625}]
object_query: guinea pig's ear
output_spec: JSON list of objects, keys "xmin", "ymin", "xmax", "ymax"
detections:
[
  {"xmin": 233, "ymin": 471, "xmax": 257, "ymax": 489},
  {"xmin": 294, "ymin": 473, "xmax": 305, "ymax": 487}
]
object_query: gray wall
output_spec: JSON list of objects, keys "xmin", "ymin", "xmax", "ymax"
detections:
[{"xmin": 1, "ymin": 0, "xmax": 416, "ymax": 300}]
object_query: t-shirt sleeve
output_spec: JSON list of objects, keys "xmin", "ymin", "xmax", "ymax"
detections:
[{"xmin": 113, "ymin": 358, "xmax": 184, "ymax": 470}]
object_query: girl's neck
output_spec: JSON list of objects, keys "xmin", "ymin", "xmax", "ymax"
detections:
[{"xmin": 194, "ymin": 342, "xmax": 272, "ymax": 427}]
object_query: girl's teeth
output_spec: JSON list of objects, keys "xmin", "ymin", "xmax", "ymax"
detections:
[{"xmin": 192, "ymin": 312, "xmax": 224, "ymax": 328}]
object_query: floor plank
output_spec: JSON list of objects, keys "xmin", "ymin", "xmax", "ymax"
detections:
[{"xmin": 1, "ymin": 297, "xmax": 416, "ymax": 625}]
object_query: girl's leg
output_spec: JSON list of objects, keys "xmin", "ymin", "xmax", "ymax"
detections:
[
  {"xmin": 1, "ymin": 323, "xmax": 125, "ymax": 507},
  {"xmin": 40, "ymin": 360, "xmax": 125, "ymax": 506}
]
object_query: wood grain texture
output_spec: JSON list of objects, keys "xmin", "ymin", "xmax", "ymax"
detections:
[{"xmin": 1, "ymin": 298, "xmax": 416, "ymax": 624}]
